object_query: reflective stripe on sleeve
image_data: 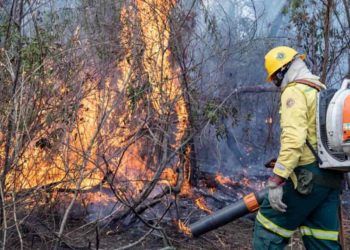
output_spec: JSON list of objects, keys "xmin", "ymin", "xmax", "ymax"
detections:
[
  {"xmin": 299, "ymin": 226, "xmax": 339, "ymax": 241},
  {"xmin": 256, "ymin": 211, "xmax": 294, "ymax": 238}
]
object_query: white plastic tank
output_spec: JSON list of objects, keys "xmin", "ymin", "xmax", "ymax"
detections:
[{"xmin": 326, "ymin": 79, "xmax": 350, "ymax": 154}]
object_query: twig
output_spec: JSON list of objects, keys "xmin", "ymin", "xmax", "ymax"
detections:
[
  {"xmin": 95, "ymin": 224, "xmax": 100, "ymax": 250},
  {"xmin": 107, "ymin": 134, "xmax": 193, "ymax": 227},
  {"xmin": 12, "ymin": 191, "xmax": 23, "ymax": 250},
  {"xmin": 0, "ymin": 184, "xmax": 7, "ymax": 250}
]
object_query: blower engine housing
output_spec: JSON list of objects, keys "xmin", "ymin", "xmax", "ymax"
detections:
[{"xmin": 317, "ymin": 79, "xmax": 350, "ymax": 170}]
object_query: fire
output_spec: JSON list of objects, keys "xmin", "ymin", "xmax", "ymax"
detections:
[
  {"xmin": 209, "ymin": 187, "xmax": 216, "ymax": 194},
  {"xmin": 6, "ymin": 0, "xmax": 190, "ymax": 200},
  {"xmin": 178, "ymin": 220, "xmax": 192, "ymax": 236},
  {"xmin": 10, "ymin": 77, "xmax": 103, "ymax": 190},
  {"xmin": 215, "ymin": 173, "xmax": 254, "ymax": 190},
  {"xmin": 115, "ymin": 0, "xmax": 190, "ymax": 194},
  {"xmin": 215, "ymin": 174, "xmax": 237, "ymax": 186},
  {"xmin": 160, "ymin": 168, "xmax": 178, "ymax": 186},
  {"xmin": 181, "ymin": 147, "xmax": 193, "ymax": 196},
  {"xmin": 195, "ymin": 197, "xmax": 212, "ymax": 214}
]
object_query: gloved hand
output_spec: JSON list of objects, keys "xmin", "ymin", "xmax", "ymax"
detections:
[{"xmin": 267, "ymin": 174, "xmax": 287, "ymax": 213}]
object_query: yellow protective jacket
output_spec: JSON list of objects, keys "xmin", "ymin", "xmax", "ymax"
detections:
[{"xmin": 274, "ymin": 81, "xmax": 325, "ymax": 186}]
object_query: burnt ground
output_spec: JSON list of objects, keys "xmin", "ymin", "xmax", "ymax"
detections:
[
  {"xmin": 83, "ymin": 190, "xmax": 350, "ymax": 250},
  {"xmin": 94, "ymin": 211, "xmax": 349, "ymax": 250},
  {"xmin": 20, "ymin": 190, "xmax": 350, "ymax": 250},
  {"xmin": 73, "ymin": 217, "xmax": 255, "ymax": 250}
]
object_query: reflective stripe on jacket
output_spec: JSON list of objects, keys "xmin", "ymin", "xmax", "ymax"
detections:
[{"xmin": 274, "ymin": 81, "xmax": 325, "ymax": 184}]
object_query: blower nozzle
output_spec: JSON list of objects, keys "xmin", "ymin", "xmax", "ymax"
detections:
[{"xmin": 189, "ymin": 189, "xmax": 267, "ymax": 237}]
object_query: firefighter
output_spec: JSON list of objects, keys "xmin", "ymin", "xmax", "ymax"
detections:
[{"xmin": 253, "ymin": 46, "xmax": 343, "ymax": 249}]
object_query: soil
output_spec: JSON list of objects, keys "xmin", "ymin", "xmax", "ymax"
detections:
[
  {"xmin": 20, "ymin": 191, "xmax": 350, "ymax": 250},
  {"xmin": 82, "ymin": 211, "xmax": 350, "ymax": 250},
  {"xmin": 89, "ymin": 217, "xmax": 256, "ymax": 250},
  {"xmin": 86, "ymin": 190, "xmax": 350, "ymax": 250}
]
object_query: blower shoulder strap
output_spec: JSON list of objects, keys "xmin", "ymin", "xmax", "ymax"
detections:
[
  {"xmin": 294, "ymin": 79, "xmax": 324, "ymax": 164},
  {"xmin": 294, "ymin": 79, "xmax": 323, "ymax": 92},
  {"xmin": 305, "ymin": 139, "xmax": 323, "ymax": 165}
]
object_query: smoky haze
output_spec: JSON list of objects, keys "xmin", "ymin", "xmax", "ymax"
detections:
[
  {"xmin": 184, "ymin": 0, "xmax": 286, "ymax": 176},
  {"xmin": 180, "ymin": 0, "xmax": 348, "ymax": 177}
]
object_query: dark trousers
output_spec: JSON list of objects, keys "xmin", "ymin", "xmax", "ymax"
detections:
[{"xmin": 253, "ymin": 163, "xmax": 342, "ymax": 250}]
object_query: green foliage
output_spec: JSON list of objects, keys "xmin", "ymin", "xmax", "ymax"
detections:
[
  {"xmin": 280, "ymin": 0, "xmax": 347, "ymax": 81},
  {"xmin": 281, "ymin": 6, "xmax": 289, "ymax": 15},
  {"xmin": 126, "ymin": 82, "xmax": 150, "ymax": 111},
  {"xmin": 0, "ymin": 10, "xmax": 58, "ymax": 82},
  {"xmin": 0, "ymin": 22, "xmax": 7, "ymax": 43},
  {"xmin": 22, "ymin": 40, "xmax": 42, "ymax": 74},
  {"xmin": 204, "ymin": 101, "xmax": 220, "ymax": 124},
  {"xmin": 291, "ymin": 0, "xmax": 304, "ymax": 10},
  {"xmin": 245, "ymin": 113, "xmax": 252, "ymax": 122},
  {"xmin": 282, "ymin": 0, "xmax": 305, "ymax": 15},
  {"xmin": 203, "ymin": 100, "xmax": 238, "ymax": 139}
]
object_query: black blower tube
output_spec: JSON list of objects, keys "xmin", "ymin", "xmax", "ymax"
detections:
[{"xmin": 189, "ymin": 189, "xmax": 268, "ymax": 237}]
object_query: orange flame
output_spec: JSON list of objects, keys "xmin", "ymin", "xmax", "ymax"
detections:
[
  {"xmin": 195, "ymin": 197, "xmax": 212, "ymax": 214},
  {"xmin": 209, "ymin": 187, "xmax": 216, "ymax": 194},
  {"xmin": 215, "ymin": 174, "xmax": 237, "ymax": 186},
  {"xmin": 5, "ymin": 0, "xmax": 190, "ymax": 199},
  {"xmin": 160, "ymin": 168, "xmax": 178, "ymax": 186},
  {"xmin": 178, "ymin": 220, "xmax": 192, "ymax": 236},
  {"xmin": 177, "ymin": 144, "xmax": 193, "ymax": 196}
]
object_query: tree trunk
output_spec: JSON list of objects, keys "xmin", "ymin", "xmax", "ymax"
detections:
[
  {"xmin": 0, "ymin": 0, "xmax": 24, "ymax": 245},
  {"xmin": 321, "ymin": 0, "xmax": 333, "ymax": 83},
  {"xmin": 342, "ymin": 0, "xmax": 350, "ymax": 77}
]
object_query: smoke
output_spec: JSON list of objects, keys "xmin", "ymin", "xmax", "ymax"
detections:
[{"xmin": 179, "ymin": 0, "xmax": 285, "ymax": 176}]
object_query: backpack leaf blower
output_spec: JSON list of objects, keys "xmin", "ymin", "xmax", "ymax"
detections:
[{"xmin": 316, "ymin": 79, "xmax": 350, "ymax": 170}]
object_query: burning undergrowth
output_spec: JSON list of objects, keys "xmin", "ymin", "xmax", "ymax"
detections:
[
  {"xmin": 0, "ymin": 0, "xmax": 270, "ymax": 248},
  {"xmin": 8, "ymin": 164, "xmax": 267, "ymax": 249},
  {"xmin": 50, "ymin": 169, "xmax": 267, "ymax": 232}
]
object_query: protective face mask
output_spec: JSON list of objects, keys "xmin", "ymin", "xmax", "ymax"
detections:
[{"xmin": 272, "ymin": 64, "xmax": 291, "ymax": 87}]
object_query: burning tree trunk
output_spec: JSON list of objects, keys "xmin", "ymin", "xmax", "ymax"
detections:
[
  {"xmin": 169, "ymin": 2, "xmax": 199, "ymax": 186},
  {"xmin": 107, "ymin": 0, "xmax": 195, "ymax": 198}
]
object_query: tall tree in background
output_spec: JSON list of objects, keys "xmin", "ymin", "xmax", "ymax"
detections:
[
  {"xmin": 343, "ymin": 0, "xmax": 350, "ymax": 77},
  {"xmin": 283, "ymin": 0, "xmax": 349, "ymax": 84}
]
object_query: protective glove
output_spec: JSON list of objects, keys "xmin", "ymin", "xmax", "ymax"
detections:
[{"xmin": 267, "ymin": 174, "xmax": 287, "ymax": 213}]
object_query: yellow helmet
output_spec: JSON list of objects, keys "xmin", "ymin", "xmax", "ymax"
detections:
[{"xmin": 264, "ymin": 46, "xmax": 305, "ymax": 82}]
